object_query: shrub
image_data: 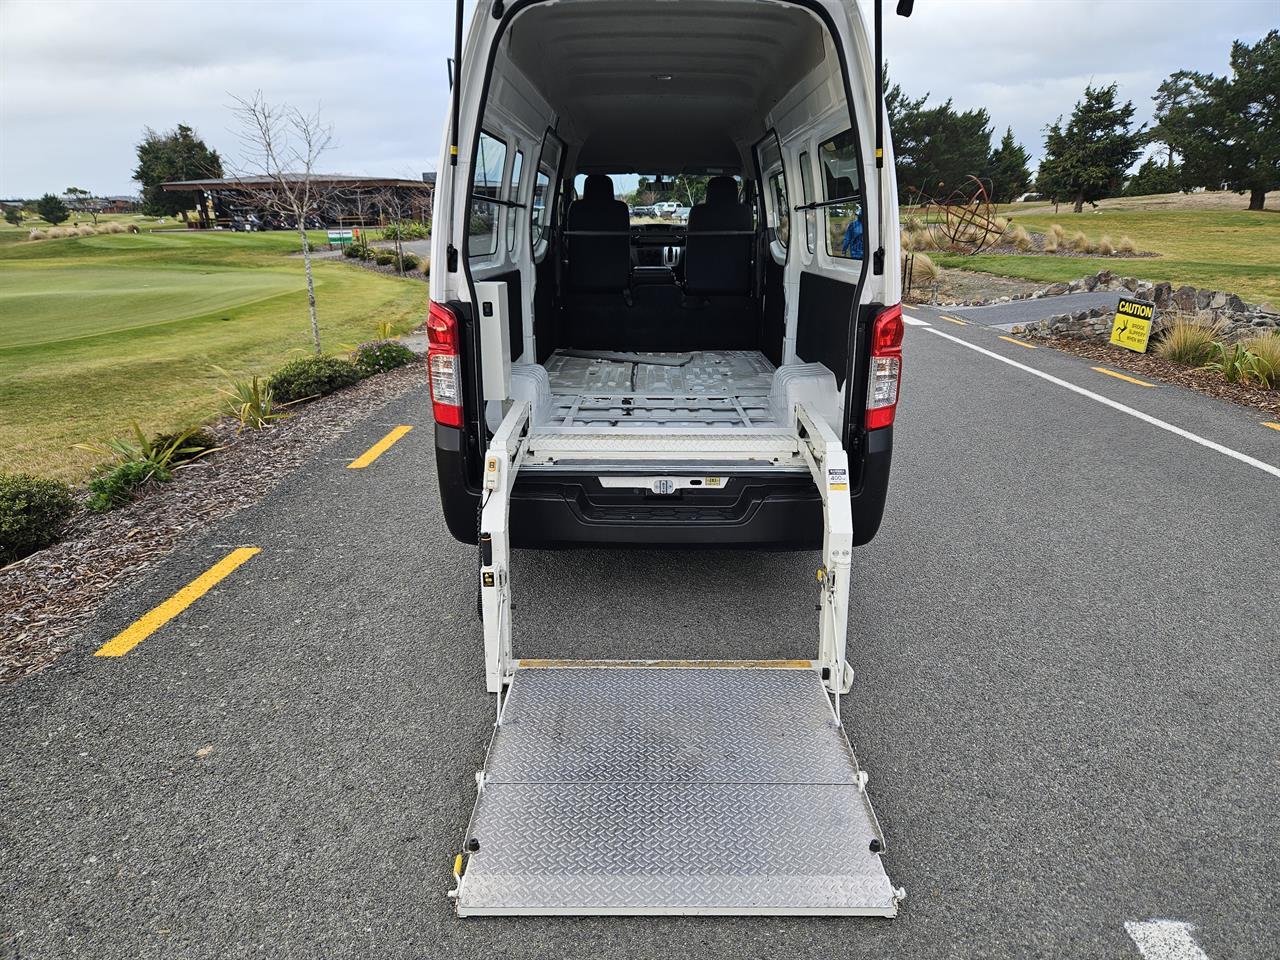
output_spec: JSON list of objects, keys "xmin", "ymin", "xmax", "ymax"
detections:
[
  {"xmin": 900, "ymin": 229, "xmax": 918, "ymax": 252},
  {"xmin": 76, "ymin": 421, "xmax": 212, "ymax": 512},
  {"xmin": 1042, "ymin": 231, "xmax": 1058, "ymax": 253},
  {"xmin": 1049, "ymin": 223, "xmax": 1065, "ymax": 242},
  {"xmin": 1009, "ymin": 225, "xmax": 1033, "ymax": 251},
  {"xmin": 86, "ymin": 460, "xmax": 169, "ymax": 512},
  {"xmin": 1202, "ymin": 342, "xmax": 1273, "ymax": 386},
  {"xmin": 27, "ymin": 229, "xmax": 46, "ymax": 241},
  {"xmin": 399, "ymin": 252, "xmax": 421, "ymax": 270},
  {"xmin": 1070, "ymin": 231, "xmax": 1090, "ymax": 252},
  {"xmin": 912, "ymin": 252, "xmax": 941, "ymax": 285},
  {"xmin": 342, "ymin": 242, "xmax": 361, "ymax": 258},
  {"xmin": 901, "ymin": 214, "xmax": 925, "ymax": 233},
  {"xmin": 1096, "ymin": 235, "xmax": 1116, "ymax": 256},
  {"xmin": 421, "ymin": 256, "xmax": 431, "ymax": 275},
  {"xmin": 1242, "ymin": 332, "xmax": 1280, "ymax": 388},
  {"xmin": 150, "ymin": 428, "xmax": 219, "ymax": 465},
  {"xmin": 375, "ymin": 250, "xmax": 396, "ymax": 267},
  {"xmin": 102, "ymin": 222, "xmax": 126, "ymax": 234},
  {"xmin": 0, "ymin": 474, "xmax": 75, "ymax": 565},
  {"xmin": 267, "ymin": 355, "xmax": 362, "ymax": 405},
  {"xmin": 381, "ymin": 220, "xmax": 429, "ymax": 242},
  {"xmin": 353, "ymin": 339, "xmax": 417, "ymax": 376},
  {"xmin": 1117, "ymin": 235, "xmax": 1137, "ymax": 254},
  {"xmin": 1154, "ymin": 317, "xmax": 1223, "ymax": 366},
  {"xmin": 217, "ymin": 369, "xmax": 286, "ymax": 430}
]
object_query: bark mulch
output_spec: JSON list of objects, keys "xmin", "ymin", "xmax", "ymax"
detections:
[
  {"xmin": 0, "ymin": 363, "xmax": 429, "ymax": 684},
  {"xmin": 1036, "ymin": 338, "xmax": 1280, "ymax": 420}
]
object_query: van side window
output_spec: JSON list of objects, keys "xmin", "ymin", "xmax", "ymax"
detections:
[
  {"xmin": 470, "ymin": 131, "xmax": 507, "ymax": 259},
  {"xmin": 769, "ymin": 171, "xmax": 789, "ymax": 256},
  {"xmin": 530, "ymin": 132, "xmax": 562, "ymax": 259},
  {"xmin": 798, "ymin": 151, "xmax": 815, "ymax": 254},
  {"xmin": 506, "ymin": 150, "xmax": 524, "ymax": 253},
  {"xmin": 818, "ymin": 129, "xmax": 863, "ymax": 260}
]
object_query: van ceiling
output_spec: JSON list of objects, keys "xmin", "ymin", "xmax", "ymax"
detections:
[{"xmin": 503, "ymin": 0, "xmax": 826, "ymax": 170}]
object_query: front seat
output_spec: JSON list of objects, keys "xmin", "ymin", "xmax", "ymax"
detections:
[
  {"xmin": 684, "ymin": 176, "xmax": 754, "ymax": 296},
  {"xmin": 566, "ymin": 174, "xmax": 631, "ymax": 293}
]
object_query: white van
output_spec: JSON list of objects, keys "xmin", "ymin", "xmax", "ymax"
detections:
[
  {"xmin": 433, "ymin": 0, "xmax": 910, "ymax": 917},
  {"xmin": 429, "ymin": 0, "xmax": 901, "ymax": 550}
]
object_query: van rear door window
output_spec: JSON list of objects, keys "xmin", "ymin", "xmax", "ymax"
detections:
[
  {"xmin": 818, "ymin": 130, "xmax": 863, "ymax": 260},
  {"xmin": 506, "ymin": 150, "xmax": 524, "ymax": 252},
  {"xmin": 530, "ymin": 132, "xmax": 563, "ymax": 258},
  {"xmin": 470, "ymin": 131, "xmax": 507, "ymax": 258}
]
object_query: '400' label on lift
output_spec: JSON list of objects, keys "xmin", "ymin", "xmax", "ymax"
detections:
[{"xmin": 827, "ymin": 468, "xmax": 848, "ymax": 491}]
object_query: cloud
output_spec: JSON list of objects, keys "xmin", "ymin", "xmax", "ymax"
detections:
[{"xmin": 1, "ymin": 0, "xmax": 1273, "ymax": 196}]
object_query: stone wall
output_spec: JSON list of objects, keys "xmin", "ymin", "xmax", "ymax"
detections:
[{"xmin": 1015, "ymin": 271, "xmax": 1278, "ymax": 341}]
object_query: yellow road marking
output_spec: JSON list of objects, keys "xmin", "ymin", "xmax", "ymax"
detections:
[
  {"xmin": 998, "ymin": 335, "xmax": 1036, "ymax": 349},
  {"xmin": 95, "ymin": 548, "xmax": 261, "ymax": 657},
  {"xmin": 348, "ymin": 425, "xmax": 413, "ymax": 469},
  {"xmin": 1092, "ymin": 366, "xmax": 1154, "ymax": 387},
  {"xmin": 1263, "ymin": 421, "xmax": 1280, "ymax": 432},
  {"xmin": 941, "ymin": 315, "xmax": 968, "ymax": 326}
]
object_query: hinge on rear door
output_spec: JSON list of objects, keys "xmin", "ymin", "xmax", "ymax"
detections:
[
  {"xmin": 447, "ymin": 244, "xmax": 459, "ymax": 272},
  {"xmin": 873, "ymin": 247, "xmax": 885, "ymax": 275}
]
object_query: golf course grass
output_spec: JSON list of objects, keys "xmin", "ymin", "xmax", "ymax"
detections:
[
  {"xmin": 932, "ymin": 207, "xmax": 1280, "ymax": 306},
  {"xmin": 0, "ymin": 225, "xmax": 425, "ymax": 481}
]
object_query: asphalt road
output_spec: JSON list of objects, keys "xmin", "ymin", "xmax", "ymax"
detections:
[
  {"xmin": 950, "ymin": 290, "xmax": 1122, "ymax": 326},
  {"xmin": 4, "ymin": 312, "xmax": 1278, "ymax": 960}
]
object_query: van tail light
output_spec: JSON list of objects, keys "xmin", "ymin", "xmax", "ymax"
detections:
[
  {"xmin": 866, "ymin": 303, "xmax": 903, "ymax": 430},
  {"xmin": 427, "ymin": 300, "xmax": 463, "ymax": 428}
]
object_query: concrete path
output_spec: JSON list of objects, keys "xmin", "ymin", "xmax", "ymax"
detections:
[{"xmin": 4, "ymin": 316, "xmax": 1278, "ymax": 959}]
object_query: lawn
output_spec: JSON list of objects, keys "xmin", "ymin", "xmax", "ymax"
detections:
[
  {"xmin": 0, "ymin": 227, "xmax": 425, "ymax": 481},
  {"xmin": 930, "ymin": 205, "xmax": 1280, "ymax": 306}
]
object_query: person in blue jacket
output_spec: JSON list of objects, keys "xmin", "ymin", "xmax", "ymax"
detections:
[{"xmin": 841, "ymin": 205, "xmax": 864, "ymax": 259}]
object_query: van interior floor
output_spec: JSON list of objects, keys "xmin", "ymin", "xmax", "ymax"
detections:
[{"xmin": 542, "ymin": 349, "xmax": 776, "ymax": 428}]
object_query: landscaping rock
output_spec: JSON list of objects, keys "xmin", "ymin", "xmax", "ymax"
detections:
[
  {"xmin": 1172, "ymin": 285, "xmax": 1197, "ymax": 311},
  {"xmin": 1084, "ymin": 274, "xmax": 1100, "ymax": 292},
  {"xmin": 1153, "ymin": 282, "xmax": 1172, "ymax": 309},
  {"xmin": 1042, "ymin": 281, "xmax": 1070, "ymax": 297}
]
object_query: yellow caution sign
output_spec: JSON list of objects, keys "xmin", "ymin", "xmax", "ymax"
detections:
[{"xmin": 1110, "ymin": 297, "xmax": 1156, "ymax": 353}]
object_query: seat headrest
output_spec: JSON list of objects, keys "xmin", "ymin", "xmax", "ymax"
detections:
[
  {"xmin": 582, "ymin": 174, "xmax": 615, "ymax": 202},
  {"xmin": 705, "ymin": 176, "xmax": 739, "ymax": 206}
]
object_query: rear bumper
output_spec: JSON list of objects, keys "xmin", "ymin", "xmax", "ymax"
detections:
[{"xmin": 435, "ymin": 423, "xmax": 892, "ymax": 549}]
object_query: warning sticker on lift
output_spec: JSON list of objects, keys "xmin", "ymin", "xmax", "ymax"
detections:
[
  {"xmin": 704, "ymin": 477, "xmax": 722, "ymax": 487},
  {"xmin": 827, "ymin": 467, "xmax": 848, "ymax": 491},
  {"xmin": 1110, "ymin": 297, "xmax": 1156, "ymax": 353}
]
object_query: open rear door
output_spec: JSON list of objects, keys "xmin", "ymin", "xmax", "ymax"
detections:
[{"xmin": 454, "ymin": 662, "xmax": 899, "ymax": 916}]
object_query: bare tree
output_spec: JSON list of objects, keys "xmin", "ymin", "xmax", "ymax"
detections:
[
  {"xmin": 373, "ymin": 185, "xmax": 408, "ymax": 275},
  {"xmin": 229, "ymin": 91, "xmax": 334, "ymax": 354}
]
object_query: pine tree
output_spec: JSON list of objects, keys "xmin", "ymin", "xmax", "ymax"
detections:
[
  {"xmin": 1157, "ymin": 30, "xmax": 1278, "ymax": 210},
  {"xmin": 133, "ymin": 124, "xmax": 223, "ymax": 222},
  {"xmin": 1036, "ymin": 83, "xmax": 1143, "ymax": 213},
  {"xmin": 985, "ymin": 128, "xmax": 1031, "ymax": 203}
]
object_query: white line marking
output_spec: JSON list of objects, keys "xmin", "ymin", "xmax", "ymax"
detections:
[
  {"xmin": 924, "ymin": 326, "xmax": 1280, "ymax": 480},
  {"xmin": 1125, "ymin": 920, "xmax": 1211, "ymax": 960},
  {"xmin": 902, "ymin": 313, "xmax": 930, "ymax": 327}
]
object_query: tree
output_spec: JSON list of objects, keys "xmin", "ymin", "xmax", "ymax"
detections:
[
  {"xmin": 229, "ymin": 91, "xmax": 335, "ymax": 354},
  {"xmin": 1156, "ymin": 31, "xmax": 1279, "ymax": 210},
  {"xmin": 3, "ymin": 207, "xmax": 21, "ymax": 228},
  {"xmin": 35, "ymin": 194, "xmax": 69, "ymax": 225},
  {"xmin": 1123, "ymin": 157, "xmax": 1185, "ymax": 197},
  {"xmin": 883, "ymin": 68, "xmax": 992, "ymax": 201},
  {"xmin": 986, "ymin": 128, "xmax": 1031, "ymax": 203},
  {"xmin": 1149, "ymin": 75, "xmax": 1195, "ymax": 170},
  {"xmin": 1036, "ymin": 83, "xmax": 1143, "ymax": 213},
  {"xmin": 64, "ymin": 186, "xmax": 99, "ymax": 225},
  {"xmin": 133, "ymin": 124, "xmax": 223, "ymax": 222}
]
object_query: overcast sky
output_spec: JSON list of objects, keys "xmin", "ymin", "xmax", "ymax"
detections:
[{"xmin": 1, "ymin": 0, "xmax": 1275, "ymax": 198}]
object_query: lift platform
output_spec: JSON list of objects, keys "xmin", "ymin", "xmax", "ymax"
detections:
[{"xmin": 450, "ymin": 401, "xmax": 903, "ymax": 916}]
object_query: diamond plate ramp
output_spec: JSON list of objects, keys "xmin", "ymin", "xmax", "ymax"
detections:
[{"xmin": 454, "ymin": 666, "xmax": 900, "ymax": 916}]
